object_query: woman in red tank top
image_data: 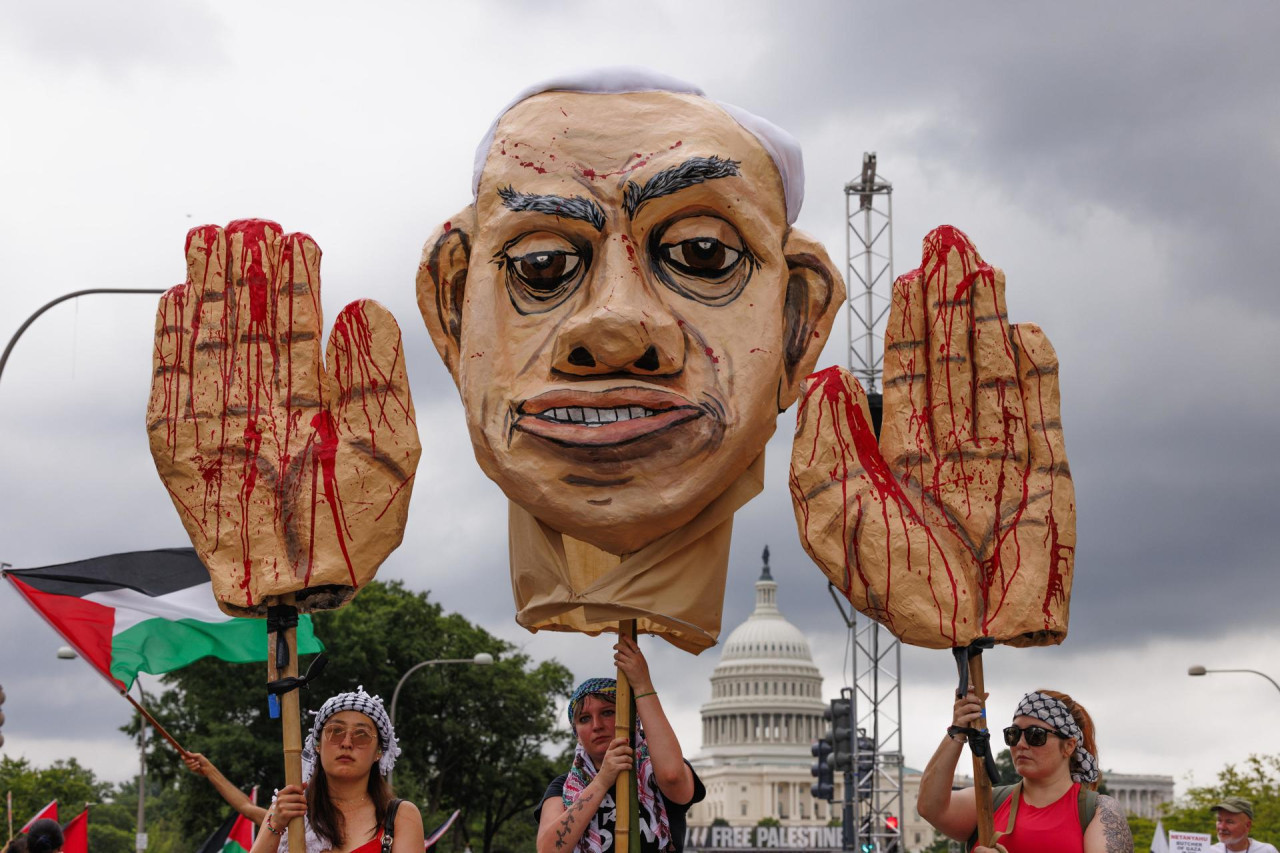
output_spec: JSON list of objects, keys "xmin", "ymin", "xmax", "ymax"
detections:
[
  {"xmin": 917, "ymin": 689, "xmax": 1133, "ymax": 853},
  {"xmin": 252, "ymin": 688, "xmax": 425, "ymax": 853}
]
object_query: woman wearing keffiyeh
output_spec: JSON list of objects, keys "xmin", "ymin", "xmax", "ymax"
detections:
[
  {"xmin": 917, "ymin": 688, "xmax": 1134, "ymax": 853},
  {"xmin": 253, "ymin": 688, "xmax": 425, "ymax": 853},
  {"xmin": 535, "ymin": 635, "xmax": 706, "ymax": 853}
]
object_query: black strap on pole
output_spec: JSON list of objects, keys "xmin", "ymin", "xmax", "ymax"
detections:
[
  {"xmin": 265, "ymin": 604, "xmax": 327, "ymax": 696},
  {"xmin": 951, "ymin": 639, "xmax": 1002, "ymax": 786}
]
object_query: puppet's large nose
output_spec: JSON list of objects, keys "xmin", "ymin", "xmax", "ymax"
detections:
[{"xmin": 551, "ymin": 239, "xmax": 685, "ymax": 377}]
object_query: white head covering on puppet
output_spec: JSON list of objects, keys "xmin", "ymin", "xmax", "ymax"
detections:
[
  {"xmin": 301, "ymin": 686, "xmax": 400, "ymax": 781},
  {"xmin": 472, "ymin": 66, "xmax": 805, "ymax": 225}
]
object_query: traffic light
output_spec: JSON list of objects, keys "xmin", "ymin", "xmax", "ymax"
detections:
[
  {"xmin": 810, "ymin": 735, "xmax": 834, "ymax": 800},
  {"xmin": 0, "ymin": 682, "xmax": 6, "ymax": 748},
  {"xmin": 855, "ymin": 733, "xmax": 876, "ymax": 799},
  {"xmin": 830, "ymin": 697, "xmax": 854, "ymax": 771},
  {"xmin": 884, "ymin": 816, "xmax": 901, "ymax": 853}
]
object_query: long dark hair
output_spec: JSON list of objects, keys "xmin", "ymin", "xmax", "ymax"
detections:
[{"xmin": 306, "ymin": 762, "xmax": 395, "ymax": 848}]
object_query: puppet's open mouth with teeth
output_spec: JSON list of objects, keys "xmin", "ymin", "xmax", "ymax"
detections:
[
  {"xmin": 538, "ymin": 405, "xmax": 658, "ymax": 425},
  {"xmin": 514, "ymin": 388, "xmax": 704, "ymax": 447}
]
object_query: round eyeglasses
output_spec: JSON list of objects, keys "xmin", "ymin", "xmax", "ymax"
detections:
[{"xmin": 322, "ymin": 723, "xmax": 377, "ymax": 748}]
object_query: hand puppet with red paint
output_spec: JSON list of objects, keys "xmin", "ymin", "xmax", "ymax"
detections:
[
  {"xmin": 789, "ymin": 226, "xmax": 1075, "ymax": 648},
  {"xmin": 147, "ymin": 221, "xmax": 421, "ymax": 614}
]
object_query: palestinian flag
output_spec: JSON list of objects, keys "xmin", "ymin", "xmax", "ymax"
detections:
[
  {"xmin": 196, "ymin": 810, "xmax": 255, "ymax": 853},
  {"xmin": 3, "ymin": 548, "xmax": 323, "ymax": 690}
]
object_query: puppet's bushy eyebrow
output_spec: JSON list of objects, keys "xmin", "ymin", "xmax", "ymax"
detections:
[
  {"xmin": 622, "ymin": 156, "xmax": 741, "ymax": 219},
  {"xmin": 497, "ymin": 185, "xmax": 605, "ymax": 231}
]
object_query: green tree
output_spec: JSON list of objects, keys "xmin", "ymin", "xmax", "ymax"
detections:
[
  {"xmin": 0, "ymin": 756, "xmax": 179, "ymax": 853},
  {"xmin": 993, "ymin": 748, "xmax": 1020, "ymax": 786},
  {"xmin": 0, "ymin": 756, "xmax": 108, "ymax": 825},
  {"xmin": 140, "ymin": 581, "xmax": 571, "ymax": 853}
]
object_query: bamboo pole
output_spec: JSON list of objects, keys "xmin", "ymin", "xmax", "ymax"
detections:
[
  {"xmin": 614, "ymin": 620, "xmax": 639, "ymax": 853},
  {"xmin": 970, "ymin": 654, "xmax": 995, "ymax": 849},
  {"xmin": 268, "ymin": 596, "xmax": 305, "ymax": 853}
]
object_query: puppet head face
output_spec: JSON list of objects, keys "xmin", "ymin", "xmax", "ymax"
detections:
[{"xmin": 418, "ymin": 86, "xmax": 841, "ymax": 554}]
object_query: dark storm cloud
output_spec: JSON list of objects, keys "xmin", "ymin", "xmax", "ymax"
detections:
[{"xmin": 717, "ymin": 2, "xmax": 1280, "ymax": 314}]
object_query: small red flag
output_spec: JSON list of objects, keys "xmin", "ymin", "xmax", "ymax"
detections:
[
  {"xmin": 62, "ymin": 809, "xmax": 89, "ymax": 853},
  {"xmin": 20, "ymin": 800, "xmax": 58, "ymax": 833}
]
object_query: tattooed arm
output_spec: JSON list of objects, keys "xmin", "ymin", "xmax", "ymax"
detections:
[
  {"xmin": 537, "ymin": 789, "xmax": 602, "ymax": 853},
  {"xmin": 537, "ymin": 737, "xmax": 633, "ymax": 853},
  {"xmin": 1084, "ymin": 795, "xmax": 1134, "ymax": 853}
]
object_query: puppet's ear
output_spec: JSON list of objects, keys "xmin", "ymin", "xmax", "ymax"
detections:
[
  {"xmin": 778, "ymin": 228, "xmax": 846, "ymax": 409},
  {"xmin": 416, "ymin": 206, "xmax": 476, "ymax": 383}
]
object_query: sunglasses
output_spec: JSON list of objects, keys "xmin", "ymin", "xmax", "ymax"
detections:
[
  {"xmin": 1003, "ymin": 724, "xmax": 1068, "ymax": 747},
  {"xmin": 322, "ymin": 723, "xmax": 377, "ymax": 747}
]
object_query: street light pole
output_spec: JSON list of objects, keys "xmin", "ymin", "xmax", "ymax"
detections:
[
  {"xmin": 0, "ymin": 288, "xmax": 165, "ymax": 390},
  {"xmin": 387, "ymin": 653, "xmax": 493, "ymax": 787},
  {"xmin": 1188, "ymin": 665, "xmax": 1280, "ymax": 696},
  {"xmin": 55, "ymin": 648, "xmax": 152, "ymax": 851},
  {"xmin": 135, "ymin": 682, "xmax": 148, "ymax": 853}
]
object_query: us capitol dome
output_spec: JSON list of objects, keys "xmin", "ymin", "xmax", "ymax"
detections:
[{"xmin": 687, "ymin": 546, "xmax": 840, "ymax": 825}]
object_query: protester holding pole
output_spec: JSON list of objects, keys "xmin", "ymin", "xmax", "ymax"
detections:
[
  {"xmin": 535, "ymin": 636, "xmax": 704, "ymax": 853},
  {"xmin": 918, "ymin": 689, "xmax": 1131, "ymax": 853},
  {"xmin": 253, "ymin": 688, "xmax": 423, "ymax": 853}
]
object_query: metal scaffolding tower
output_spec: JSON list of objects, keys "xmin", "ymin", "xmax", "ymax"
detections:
[
  {"xmin": 845, "ymin": 152, "xmax": 894, "ymax": 395},
  {"xmin": 849, "ymin": 607, "xmax": 904, "ymax": 852},
  {"xmin": 843, "ymin": 152, "xmax": 904, "ymax": 853}
]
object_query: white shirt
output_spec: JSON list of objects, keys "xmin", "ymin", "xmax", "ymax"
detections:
[{"xmin": 1210, "ymin": 841, "xmax": 1280, "ymax": 853}]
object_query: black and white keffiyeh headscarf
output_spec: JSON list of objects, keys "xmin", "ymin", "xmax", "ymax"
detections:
[
  {"xmin": 1015, "ymin": 691, "xmax": 1099, "ymax": 784},
  {"xmin": 301, "ymin": 686, "xmax": 400, "ymax": 781}
]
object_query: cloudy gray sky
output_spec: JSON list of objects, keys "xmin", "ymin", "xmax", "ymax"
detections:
[{"xmin": 2, "ymin": 0, "xmax": 1278, "ymax": 805}]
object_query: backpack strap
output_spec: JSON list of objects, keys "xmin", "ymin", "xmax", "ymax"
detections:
[
  {"xmin": 1077, "ymin": 786, "xmax": 1098, "ymax": 832},
  {"xmin": 967, "ymin": 785, "xmax": 1018, "ymax": 851},
  {"xmin": 989, "ymin": 783, "xmax": 1022, "ymax": 851},
  {"xmin": 380, "ymin": 799, "xmax": 404, "ymax": 853}
]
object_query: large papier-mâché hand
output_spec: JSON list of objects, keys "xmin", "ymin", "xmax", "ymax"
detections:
[
  {"xmin": 790, "ymin": 226, "xmax": 1074, "ymax": 648},
  {"xmin": 147, "ymin": 221, "xmax": 420, "ymax": 614}
]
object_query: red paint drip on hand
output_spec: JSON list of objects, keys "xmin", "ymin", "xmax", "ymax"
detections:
[
  {"xmin": 797, "ymin": 367, "xmax": 964, "ymax": 642},
  {"xmin": 309, "ymin": 411, "xmax": 357, "ymax": 585}
]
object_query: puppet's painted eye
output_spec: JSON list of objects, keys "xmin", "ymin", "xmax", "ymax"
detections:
[
  {"xmin": 499, "ymin": 231, "xmax": 589, "ymax": 309},
  {"xmin": 510, "ymin": 250, "xmax": 582, "ymax": 292},
  {"xmin": 650, "ymin": 215, "xmax": 754, "ymax": 305},
  {"xmin": 658, "ymin": 238, "xmax": 743, "ymax": 279}
]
